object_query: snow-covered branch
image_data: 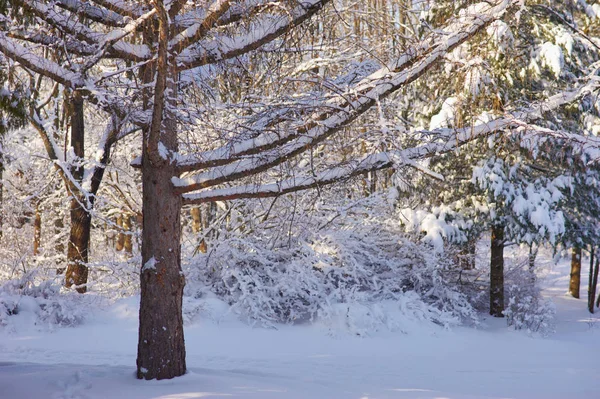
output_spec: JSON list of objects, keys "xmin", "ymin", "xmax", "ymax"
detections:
[
  {"xmin": 176, "ymin": 0, "xmax": 332, "ymax": 70},
  {"xmin": 183, "ymin": 67, "xmax": 600, "ymax": 205},
  {"xmin": 173, "ymin": 0, "xmax": 516, "ymax": 193}
]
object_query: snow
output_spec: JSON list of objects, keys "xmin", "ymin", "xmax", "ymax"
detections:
[
  {"xmin": 539, "ymin": 42, "xmax": 564, "ymax": 78},
  {"xmin": 1, "ymin": 253, "xmax": 598, "ymax": 399}
]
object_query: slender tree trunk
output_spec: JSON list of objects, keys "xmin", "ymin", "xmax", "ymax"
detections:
[
  {"xmin": 190, "ymin": 207, "xmax": 207, "ymax": 254},
  {"xmin": 123, "ymin": 215, "xmax": 133, "ymax": 255},
  {"xmin": 589, "ymin": 249, "xmax": 599, "ymax": 314},
  {"xmin": 528, "ymin": 244, "xmax": 538, "ymax": 283},
  {"xmin": 569, "ymin": 246, "xmax": 582, "ymax": 298},
  {"xmin": 33, "ymin": 203, "xmax": 41, "ymax": 255},
  {"xmin": 0, "ymin": 159, "xmax": 3, "ymax": 241},
  {"xmin": 55, "ymin": 213, "xmax": 66, "ymax": 274},
  {"xmin": 64, "ymin": 92, "xmax": 90, "ymax": 294},
  {"xmin": 490, "ymin": 224, "xmax": 505, "ymax": 317},
  {"xmin": 116, "ymin": 214, "xmax": 124, "ymax": 251}
]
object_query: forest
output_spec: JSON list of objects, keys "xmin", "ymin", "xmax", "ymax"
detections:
[{"xmin": 0, "ymin": 1, "xmax": 600, "ymax": 398}]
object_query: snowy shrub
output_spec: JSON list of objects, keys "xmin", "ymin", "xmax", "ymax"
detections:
[
  {"xmin": 185, "ymin": 214, "xmax": 479, "ymax": 333},
  {"xmin": 0, "ymin": 272, "xmax": 87, "ymax": 330},
  {"xmin": 504, "ymin": 278, "xmax": 556, "ymax": 336}
]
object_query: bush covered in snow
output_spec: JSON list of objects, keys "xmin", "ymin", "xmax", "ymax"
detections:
[
  {"xmin": 185, "ymin": 212, "xmax": 478, "ymax": 334},
  {"xmin": 504, "ymin": 268, "xmax": 556, "ymax": 336},
  {"xmin": 0, "ymin": 272, "xmax": 87, "ymax": 331}
]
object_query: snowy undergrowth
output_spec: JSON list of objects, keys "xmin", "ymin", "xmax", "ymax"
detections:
[
  {"xmin": 0, "ymin": 272, "xmax": 90, "ymax": 332},
  {"xmin": 185, "ymin": 216, "xmax": 479, "ymax": 335}
]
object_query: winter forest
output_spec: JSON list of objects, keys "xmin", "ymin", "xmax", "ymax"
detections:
[{"xmin": 1, "ymin": 0, "xmax": 600, "ymax": 398}]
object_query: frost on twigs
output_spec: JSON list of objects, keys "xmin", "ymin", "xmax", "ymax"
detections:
[
  {"xmin": 0, "ymin": 272, "xmax": 87, "ymax": 331},
  {"xmin": 185, "ymin": 206, "xmax": 478, "ymax": 334}
]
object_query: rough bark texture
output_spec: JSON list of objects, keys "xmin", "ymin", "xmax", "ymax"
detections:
[
  {"xmin": 569, "ymin": 247, "xmax": 582, "ymax": 298},
  {"xmin": 490, "ymin": 224, "xmax": 505, "ymax": 317},
  {"xmin": 136, "ymin": 155, "xmax": 186, "ymax": 380},
  {"xmin": 65, "ymin": 92, "xmax": 90, "ymax": 294},
  {"xmin": 136, "ymin": 20, "xmax": 186, "ymax": 377},
  {"xmin": 589, "ymin": 250, "xmax": 599, "ymax": 314}
]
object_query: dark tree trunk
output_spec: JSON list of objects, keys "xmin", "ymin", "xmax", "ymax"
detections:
[
  {"xmin": 0, "ymin": 159, "xmax": 3, "ymax": 240},
  {"xmin": 490, "ymin": 224, "xmax": 505, "ymax": 317},
  {"xmin": 55, "ymin": 213, "xmax": 66, "ymax": 274},
  {"xmin": 64, "ymin": 92, "xmax": 90, "ymax": 294},
  {"xmin": 528, "ymin": 244, "xmax": 538, "ymax": 283},
  {"xmin": 136, "ymin": 152, "xmax": 186, "ymax": 380},
  {"xmin": 65, "ymin": 195, "xmax": 91, "ymax": 293},
  {"xmin": 589, "ymin": 249, "xmax": 599, "ymax": 314},
  {"xmin": 136, "ymin": 34, "xmax": 186, "ymax": 378},
  {"xmin": 569, "ymin": 247, "xmax": 582, "ymax": 298}
]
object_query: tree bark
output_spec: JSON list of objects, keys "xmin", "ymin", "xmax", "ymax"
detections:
[
  {"xmin": 123, "ymin": 215, "xmax": 132, "ymax": 255},
  {"xmin": 490, "ymin": 224, "xmax": 505, "ymax": 317},
  {"xmin": 589, "ymin": 249, "xmax": 599, "ymax": 314},
  {"xmin": 116, "ymin": 214, "xmax": 124, "ymax": 251},
  {"xmin": 569, "ymin": 246, "xmax": 582, "ymax": 298},
  {"xmin": 64, "ymin": 91, "xmax": 90, "ymax": 294},
  {"xmin": 136, "ymin": 150, "xmax": 186, "ymax": 380},
  {"xmin": 190, "ymin": 207, "xmax": 207, "ymax": 254},
  {"xmin": 136, "ymin": 17, "xmax": 186, "ymax": 378}
]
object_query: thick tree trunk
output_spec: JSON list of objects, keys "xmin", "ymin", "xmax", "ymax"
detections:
[
  {"xmin": 136, "ymin": 26, "xmax": 186, "ymax": 377},
  {"xmin": 569, "ymin": 247, "xmax": 582, "ymax": 298},
  {"xmin": 490, "ymin": 224, "xmax": 505, "ymax": 317},
  {"xmin": 136, "ymin": 156, "xmax": 186, "ymax": 380},
  {"xmin": 65, "ymin": 196, "xmax": 91, "ymax": 293},
  {"xmin": 589, "ymin": 250, "xmax": 599, "ymax": 314},
  {"xmin": 64, "ymin": 92, "xmax": 90, "ymax": 294}
]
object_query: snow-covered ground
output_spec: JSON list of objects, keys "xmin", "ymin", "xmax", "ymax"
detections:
[{"xmin": 1, "ymin": 255, "xmax": 599, "ymax": 399}]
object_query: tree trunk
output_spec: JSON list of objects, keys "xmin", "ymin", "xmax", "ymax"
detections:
[
  {"xmin": 65, "ymin": 195, "xmax": 91, "ymax": 293},
  {"xmin": 528, "ymin": 244, "xmax": 538, "ymax": 283},
  {"xmin": 136, "ymin": 34, "xmax": 186, "ymax": 378},
  {"xmin": 116, "ymin": 214, "xmax": 124, "ymax": 251},
  {"xmin": 490, "ymin": 224, "xmax": 505, "ymax": 317},
  {"xmin": 589, "ymin": 249, "xmax": 599, "ymax": 314},
  {"xmin": 64, "ymin": 92, "xmax": 90, "ymax": 294},
  {"xmin": 33, "ymin": 203, "xmax": 41, "ymax": 255},
  {"xmin": 569, "ymin": 247, "xmax": 582, "ymax": 298},
  {"xmin": 0, "ymin": 159, "xmax": 3, "ymax": 240},
  {"xmin": 55, "ymin": 213, "xmax": 66, "ymax": 274},
  {"xmin": 190, "ymin": 207, "xmax": 207, "ymax": 254},
  {"xmin": 123, "ymin": 215, "xmax": 133, "ymax": 255},
  {"xmin": 136, "ymin": 154, "xmax": 186, "ymax": 380}
]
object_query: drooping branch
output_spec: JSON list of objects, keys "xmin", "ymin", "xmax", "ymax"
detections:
[
  {"xmin": 169, "ymin": 0, "xmax": 231, "ymax": 55},
  {"xmin": 176, "ymin": 0, "xmax": 332, "ymax": 70},
  {"xmin": 173, "ymin": 0, "xmax": 517, "ymax": 194},
  {"xmin": 183, "ymin": 70, "xmax": 600, "ymax": 205},
  {"xmin": 56, "ymin": 0, "xmax": 128, "ymax": 28}
]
